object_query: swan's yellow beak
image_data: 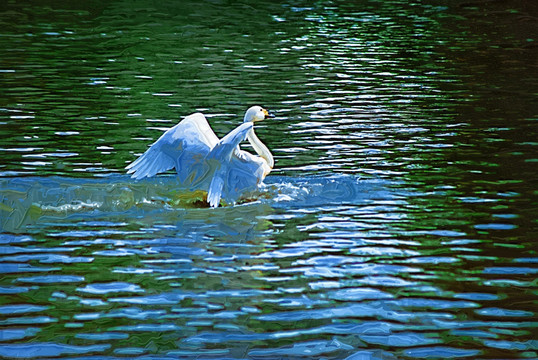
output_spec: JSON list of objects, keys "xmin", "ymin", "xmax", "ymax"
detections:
[{"xmin": 263, "ymin": 108, "xmax": 275, "ymax": 119}]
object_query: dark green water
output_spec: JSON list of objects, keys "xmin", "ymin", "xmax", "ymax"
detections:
[{"xmin": 1, "ymin": 0, "xmax": 537, "ymax": 359}]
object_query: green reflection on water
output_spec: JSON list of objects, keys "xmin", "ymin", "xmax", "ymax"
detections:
[{"xmin": 0, "ymin": 0, "xmax": 537, "ymax": 358}]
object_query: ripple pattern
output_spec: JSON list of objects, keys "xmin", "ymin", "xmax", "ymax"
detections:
[{"xmin": 1, "ymin": 0, "xmax": 537, "ymax": 359}]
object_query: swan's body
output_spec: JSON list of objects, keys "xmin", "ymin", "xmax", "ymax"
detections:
[{"xmin": 126, "ymin": 106, "xmax": 274, "ymax": 207}]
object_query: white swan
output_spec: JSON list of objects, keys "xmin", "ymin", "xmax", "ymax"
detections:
[{"xmin": 126, "ymin": 106, "xmax": 274, "ymax": 207}]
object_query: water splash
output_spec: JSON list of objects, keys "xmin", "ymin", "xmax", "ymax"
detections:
[{"xmin": 0, "ymin": 174, "xmax": 391, "ymax": 232}]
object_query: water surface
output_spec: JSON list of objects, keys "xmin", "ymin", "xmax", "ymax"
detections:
[{"xmin": 1, "ymin": 0, "xmax": 537, "ymax": 359}]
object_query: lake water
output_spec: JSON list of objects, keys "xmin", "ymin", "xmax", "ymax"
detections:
[{"xmin": 0, "ymin": 0, "xmax": 537, "ymax": 359}]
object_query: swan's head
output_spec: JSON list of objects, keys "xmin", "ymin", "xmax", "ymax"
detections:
[{"xmin": 244, "ymin": 105, "xmax": 274, "ymax": 123}]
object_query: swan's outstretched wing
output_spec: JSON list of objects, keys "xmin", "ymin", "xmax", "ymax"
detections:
[
  {"xmin": 206, "ymin": 122, "xmax": 255, "ymax": 207},
  {"xmin": 126, "ymin": 113, "xmax": 219, "ymax": 181}
]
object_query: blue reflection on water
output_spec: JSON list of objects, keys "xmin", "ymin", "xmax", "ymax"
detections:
[
  {"xmin": 0, "ymin": 172, "xmax": 536, "ymax": 358},
  {"xmin": 0, "ymin": 343, "xmax": 111, "ymax": 358},
  {"xmin": 0, "ymin": 174, "xmax": 392, "ymax": 232}
]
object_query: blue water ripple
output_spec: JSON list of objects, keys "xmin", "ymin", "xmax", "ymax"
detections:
[
  {"xmin": 386, "ymin": 298, "xmax": 479, "ymax": 310},
  {"xmin": 0, "ymin": 304, "xmax": 49, "ymax": 315},
  {"xmin": 73, "ymin": 313, "xmax": 100, "ymax": 321},
  {"xmin": 75, "ymin": 332, "xmax": 129, "ymax": 341},
  {"xmin": 313, "ymin": 321, "xmax": 398, "ymax": 336},
  {"xmin": 51, "ymin": 229, "xmax": 142, "ymax": 238},
  {"xmin": 17, "ymin": 275, "xmax": 85, "ymax": 284},
  {"xmin": 166, "ymin": 349, "xmax": 231, "ymax": 358},
  {"xmin": 357, "ymin": 275, "xmax": 419, "ymax": 287},
  {"xmin": 105, "ymin": 307, "xmax": 166, "ymax": 320},
  {"xmin": 0, "ymin": 343, "xmax": 110, "ymax": 358},
  {"xmin": 483, "ymin": 339, "xmax": 538, "ymax": 351},
  {"xmin": 0, "ymin": 235, "xmax": 33, "ymax": 244},
  {"xmin": 360, "ymin": 332, "xmax": 440, "ymax": 347},
  {"xmin": 77, "ymin": 282, "xmax": 144, "ymax": 295},
  {"xmin": 403, "ymin": 346, "xmax": 481, "ymax": 358},
  {"xmin": 93, "ymin": 248, "xmax": 151, "ymax": 257},
  {"xmin": 474, "ymin": 223, "xmax": 517, "ymax": 230},
  {"xmin": 256, "ymin": 302, "xmax": 417, "ymax": 322},
  {"xmin": 294, "ymin": 255, "xmax": 360, "ymax": 266},
  {"xmin": 328, "ymin": 287, "xmax": 394, "ymax": 301},
  {"xmin": 205, "ymin": 289, "xmax": 278, "ymax": 298},
  {"xmin": 514, "ymin": 257, "xmax": 538, "ymax": 263},
  {"xmin": 350, "ymin": 246, "xmax": 420, "ymax": 257},
  {"xmin": 0, "ymin": 254, "xmax": 94, "ymax": 263},
  {"xmin": 76, "ymin": 221, "xmax": 128, "ymax": 227},
  {"xmin": 476, "ymin": 307, "xmax": 534, "ymax": 317},
  {"xmin": 483, "ymin": 266, "xmax": 538, "ymax": 275},
  {"xmin": 0, "ymin": 264, "xmax": 59, "ymax": 274},
  {"xmin": 0, "ymin": 286, "xmax": 29, "ymax": 294},
  {"xmin": 428, "ymin": 230, "xmax": 466, "ymax": 237},
  {"xmin": 248, "ymin": 339, "xmax": 353, "ymax": 357},
  {"xmin": 431, "ymin": 319, "xmax": 536, "ymax": 330},
  {"xmin": 449, "ymin": 329, "xmax": 498, "ymax": 339},
  {"xmin": 185, "ymin": 321, "xmax": 399, "ymax": 346},
  {"xmin": 113, "ymin": 347, "xmax": 147, "ymax": 355},
  {"xmin": 407, "ymin": 256, "xmax": 459, "ymax": 264},
  {"xmin": 344, "ymin": 349, "xmax": 397, "ymax": 360},
  {"xmin": 288, "ymin": 264, "xmax": 418, "ymax": 279},
  {"xmin": 147, "ymin": 246, "xmax": 212, "ymax": 257},
  {"xmin": 453, "ymin": 293, "xmax": 499, "ymax": 301},
  {"xmin": 0, "ymin": 246, "xmax": 79, "ymax": 255},
  {"xmin": 258, "ymin": 247, "xmax": 320, "ymax": 259},
  {"xmin": 185, "ymin": 332, "xmax": 269, "ymax": 344},
  {"xmin": 264, "ymin": 296, "xmax": 329, "ymax": 308},
  {"xmin": 111, "ymin": 324, "xmax": 181, "ymax": 332},
  {"xmin": 0, "ymin": 316, "xmax": 57, "ymax": 325},
  {"xmin": 0, "ymin": 328, "xmax": 41, "ymax": 341},
  {"xmin": 108, "ymin": 291, "xmax": 198, "ymax": 305}
]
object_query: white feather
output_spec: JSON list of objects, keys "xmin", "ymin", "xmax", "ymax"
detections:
[{"xmin": 125, "ymin": 107, "xmax": 274, "ymax": 207}]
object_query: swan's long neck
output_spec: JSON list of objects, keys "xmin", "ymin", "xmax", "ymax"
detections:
[{"xmin": 247, "ymin": 128, "xmax": 274, "ymax": 169}]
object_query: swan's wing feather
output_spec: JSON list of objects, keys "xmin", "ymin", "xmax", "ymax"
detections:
[
  {"xmin": 126, "ymin": 141, "xmax": 175, "ymax": 180},
  {"xmin": 126, "ymin": 113, "xmax": 219, "ymax": 180},
  {"xmin": 178, "ymin": 112, "xmax": 219, "ymax": 148},
  {"xmin": 207, "ymin": 171, "xmax": 225, "ymax": 208},
  {"xmin": 206, "ymin": 122, "xmax": 253, "ymax": 162},
  {"xmin": 206, "ymin": 122, "xmax": 255, "ymax": 206}
]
